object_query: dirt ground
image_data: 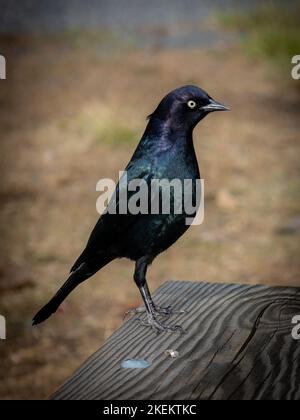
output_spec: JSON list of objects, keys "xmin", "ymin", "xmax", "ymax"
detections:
[{"xmin": 0, "ymin": 35, "xmax": 299, "ymax": 399}]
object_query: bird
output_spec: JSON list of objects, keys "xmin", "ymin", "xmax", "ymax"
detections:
[{"xmin": 32, "ymin": 85, "xmax": 228, "ymax": 332}]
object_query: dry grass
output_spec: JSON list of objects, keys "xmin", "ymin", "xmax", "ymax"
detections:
[{"xmin": 0, "ymin": 34, "xmax": 299, "ymax": 399}]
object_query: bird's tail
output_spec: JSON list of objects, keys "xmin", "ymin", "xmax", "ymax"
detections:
[{"xmin": 32, "ymin": 257, "xmax": 111, "ymax": 326}]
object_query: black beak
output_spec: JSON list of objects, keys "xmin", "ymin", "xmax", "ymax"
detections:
[{"xmin": 201, "ymin": 99, "xmax": 230, "ymax": 112}]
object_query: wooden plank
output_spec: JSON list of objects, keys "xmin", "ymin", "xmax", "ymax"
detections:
[{"xmin": 52, "ymin": 280, "xmax": 300, "ymax": 400}]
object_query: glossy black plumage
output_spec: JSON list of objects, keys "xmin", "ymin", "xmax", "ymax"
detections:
[{"xmin": 33, "ymin": 85, "xmax": 228, "ymax": 331}]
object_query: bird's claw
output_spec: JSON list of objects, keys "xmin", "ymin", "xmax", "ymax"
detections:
[
  {"xmin": 137, "ymin": 315, "xmax": 186, "ymax": 334},
  {"xmin": 154, "ymin": 305, "xmax": 187, "ymax": 316},
  {"xmin": 153, "ymin": 305, "xmax": 173, "ymax": 316},
  {"xmin": 124, "ymin": 305, "xmax": 187, "ymax": 320},
  {"xmin": 123, "ymin": 307, "xmax": 145, "ymax": 320}
]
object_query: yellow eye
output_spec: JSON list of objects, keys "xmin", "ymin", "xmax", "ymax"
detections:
[{"xmin": 187, "ymin": 100, "xmax": 197, "ymax": 109}]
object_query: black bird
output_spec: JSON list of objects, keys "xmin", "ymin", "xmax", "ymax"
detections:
[{"xmin": 33, "ymin": 85, "xmax": 228, "ymax": 332}]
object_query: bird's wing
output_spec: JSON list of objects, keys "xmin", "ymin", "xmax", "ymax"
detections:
[{"xmin": 70, "ymin": 159, "xmax": 155, "ymax": 272}]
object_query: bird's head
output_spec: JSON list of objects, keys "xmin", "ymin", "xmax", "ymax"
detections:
[{"xmin": 148, "ymin": 85, "xmax": 229, "ymax": 131}]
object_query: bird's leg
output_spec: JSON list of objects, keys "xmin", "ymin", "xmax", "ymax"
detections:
[
  {"xmin": 143, "ymin": 282, "xmax": 186, "ymax": 316},
  {"xmin": 124, "ymin": 280, "xmax": 186, "ymax": 319},
  {"xmin": 132, "ymin": 258, "xmax": 184, "ymax": 333},
  {"xmin": 138, "ymin": 285, "xmax": 184, "ymax": 333},
  {"xmin": 142, "ymin": 282, "xmax": 171, "ymax": 316}
]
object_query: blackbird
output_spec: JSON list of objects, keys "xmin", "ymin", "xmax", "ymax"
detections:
[{"xmin": 33, "ymin": 85, "xmax": 228, "ymax": 332}]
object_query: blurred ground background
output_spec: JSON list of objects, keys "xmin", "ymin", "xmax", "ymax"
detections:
[{"xmin": 0, "ymin": 0, "xmax": 299, "ymax": 399}]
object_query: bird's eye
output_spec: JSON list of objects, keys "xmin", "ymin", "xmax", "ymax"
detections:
[{"xmin": 187, "ymin": 100, "xmax": 197, "ymax": 109}]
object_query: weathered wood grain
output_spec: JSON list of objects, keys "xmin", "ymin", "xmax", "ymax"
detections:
[{"xmin": 52, "ymin": 280, "xmax": 300, "ymax": 400}]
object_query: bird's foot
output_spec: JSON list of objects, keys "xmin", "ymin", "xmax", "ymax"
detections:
[
  {"xmin": 153, "ymin": 305, "xmax": 187, "ymax": 317},
  {"xmin": 123, "ymin": 307, "xmax": 145, "ymax": 320},
  {"xmin": 124, "ymin": 305, "xmax": 186, "ymax": 320},
  {"xmin": 138, "ymin": 314, "xmax": 185, "ymax": 334}
]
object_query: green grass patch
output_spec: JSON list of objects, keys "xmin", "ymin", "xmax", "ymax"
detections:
[
  {"xmin": 93, "ymin": 124, "xmax": 137, "ymax": 146},
  {"xmin": 70, "ymin": 104, "xmax": 139, "ymax": 147},
  {"xmin": 218, "ymin": 1, "xmax": 300, "ymax": 72}
]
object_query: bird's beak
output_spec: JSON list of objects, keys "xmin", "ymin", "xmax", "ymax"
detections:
[{"xmin": 201, "ymin": 99, "xmax": 230, "ymax": 112}]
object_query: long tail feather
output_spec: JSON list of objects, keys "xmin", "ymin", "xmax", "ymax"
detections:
[{"xmin": 32, "ymin": 268, "xmax": 84, "ymax": 325}]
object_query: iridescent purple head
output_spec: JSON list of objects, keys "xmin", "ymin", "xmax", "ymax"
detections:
[{"xmin": 148, "ymin": 85, "xmax": 229, "ymax": 130}]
